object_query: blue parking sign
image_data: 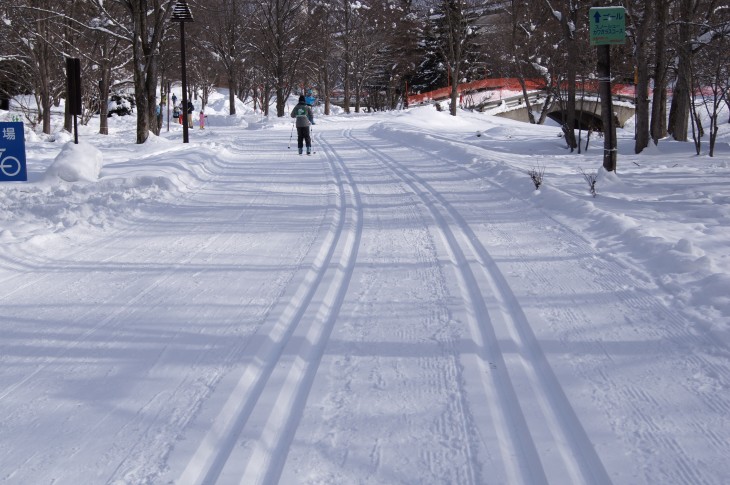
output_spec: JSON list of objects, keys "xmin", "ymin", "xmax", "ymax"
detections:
[{"xmin": 0, "ymin": 122, "xmax": 27, "ymax": 182}]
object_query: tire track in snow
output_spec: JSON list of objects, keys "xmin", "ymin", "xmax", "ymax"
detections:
[
  {"xmin": 175, "ymin": 131, "xmax": 362, "ymax": 485},
  {"xmin": 346, "ymin": 129, "xmax": 613, "ymax": 485}
]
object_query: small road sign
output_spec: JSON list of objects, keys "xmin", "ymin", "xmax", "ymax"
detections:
[
  {"xmin": 589, "ymin": 7, "xmax": 626, "ymax": 46},
  {"xmin": 0, "ymin": 122, "xmax": 27, "ymax": 182}
]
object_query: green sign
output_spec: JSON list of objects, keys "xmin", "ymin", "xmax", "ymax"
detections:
[{"xmin": 589, "ymin": 7, "xmax": 626, "ymax": 46}]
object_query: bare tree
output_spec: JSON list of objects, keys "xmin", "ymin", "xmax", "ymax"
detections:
[
  {"xmin": 668, "ymin": 0, "xmax": 695, "ymax": 141},
  {"xmin": 425, "ymin": 0, "xmax": 482, "ymax": 116},
  {"xmin": 627, "ymin": 0, "xmax": 654, "ymax": 153},
  {"xmin": 333, "ymin": 0, "xmax": 363, "ymax": 114},
  {"xmin": 91, "ymin": 0, "xmax": 175, "ymax": 144},
  {"xmin": 308, "ymin": 5, "xmax": 339, "ymax": 115},
  {"xmin": 543, "ymin": 0, "xmax": 582, "ymax": 151},
  {"xmin": 501, "ymin": 0, "xmax": 556, "ymax": 124},
  {"xmin": 87, "ymin": 12, "xmax": 130, "ymax": 135},
  {"xmin": 350, "ymin": 4, "xmax": 397, "ymax": 113},
  {"xmin": 195, "ymin": 0, "xmax": 251, "ymax": 115},
  {"xmin": 650, "ymin": 0, "xmax": 670, "ymax": 145},
  {"xmin": 667, "ymin": 0, "xmax": 729, "ymax": 143},
  {"xmin": 1, "ymin": 1, "xmax": 67, "ymax": 135},
  {"xmin": 250, "ymin": 0, "xmax": 310, "ymax": 117},
  {"xmin": 691, "ymin": 4, "xmax": 730, "ymax": 156}
]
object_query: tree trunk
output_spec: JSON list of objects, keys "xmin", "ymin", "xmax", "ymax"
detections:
[
  {"xmin": 650, "ymin": 0, "xmax": 669, "ymax": 144},
  {"xmin": 263, "ymin": 83, "xmax": 271, "ymax": 117},
  {"xmin": 450, "ymin": 69, "xmax": 458, "ymax": 116},
  {"xmin": 276, "ymin": 84, "xmax": 286, "ymax": 118},
  {"xmin": 276, "ymin": 50, "xmax": 286, "ymax": 117},
  {"xmin": 355, "ymin": 81, "xmax": 361, "ymax": 113},
  {"xmin": 635, "ymin": 64, "xmax": 651, "ymax": 153},
  {"xmin": 561, "ymin": 9, "xmax": 578, "ymax": 150},
  {"xmin": 133, "ymin": 64, "xmax": 149, "ymax": 144},
  {"xmin": 632, "ymin": 1, "xmax": 654, "ymax": 153},
  {"xmin": 668, "ymin": 0, "xmax": 693, "ymax": 141},
  {"xmin": 228, "ymin": 75, "xmax": 237, "ymax": 115},
  {"xmin": 518, "ymin": 77, "xmax": 536, "ymax": 124},
  {"xmin": 343, "ymin": 52, "xmax": 351, "ymax": 114},
  {"xmin": 99, "ymin": 59, "xmax": 111, "ymax": 135},
  {"xmin": 512, "ymin": 1, "xmax": 535, "ymax": 123},
  {"xmin": 598, "ymin": 45, "xmax": 617, "ymax": 171},
  {"xmin": 323, "ymin": 68, "xmax": 331, "ymax": 116},
  {"xmin": 132, "ymin": 20, "xmax": 150, "ymax": 143},
  {"xmin": 36, "ymin": 40, "xmax": 53, "ymax": 135}
]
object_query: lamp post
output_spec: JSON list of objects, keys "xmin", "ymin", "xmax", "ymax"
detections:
[{"xmin": 171, "ymin": 0, "xmax": 194, "ymax": 143}]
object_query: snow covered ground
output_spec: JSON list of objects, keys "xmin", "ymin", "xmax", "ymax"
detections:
[{"xmin": 1, "ymin": 90, "xmax": 729, "ymax": 485}]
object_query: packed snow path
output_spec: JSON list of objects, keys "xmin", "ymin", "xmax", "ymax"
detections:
[{"xmin": 1, "ymin": 114, "xmax": 729, "ymax": 485}]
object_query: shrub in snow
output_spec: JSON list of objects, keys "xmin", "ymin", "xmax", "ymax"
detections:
[
  {"xmin": 107, "ymin": 93, "xmax": 135, "ymax": 117},
  {"xmin": 579, "ymin": 168, "xmax": 598, "ymax": 198},
  {"xmin": 528, "ymin": 164, "xmax": 545, "ymax": 190},
  {"xmin": 44, "ymin": 141, "xmax": 103, "ymax": 183}
]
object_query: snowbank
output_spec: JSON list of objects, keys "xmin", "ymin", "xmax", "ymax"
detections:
[{"xmin": 44, "ymin": 141, "xmax": 103, "ymax": 182}]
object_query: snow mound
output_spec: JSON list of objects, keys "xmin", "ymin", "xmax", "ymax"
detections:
[{"xmin": 44, "ymin": 141, "xmax": 103, "ymax": 182}]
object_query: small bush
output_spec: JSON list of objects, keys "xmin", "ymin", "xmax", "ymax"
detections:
[
  {"xmin": 528, "ymin": 164, "xmax": 545, "ymax": 190},
  {"xmin": 579, "ymin": 168, "xmax": 598, "ymax": 197},
  {"xmin": 107, "ymin": 93, "xmax": 135, "ymax": 117}
]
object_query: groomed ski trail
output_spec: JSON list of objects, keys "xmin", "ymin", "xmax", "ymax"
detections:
[
  {"xmin": 173, "ymin": 131, "xmax": 362, "ymax": 485},
  {"xmin": 342, "ymin": 127, "xmax": 612, "ymax": 485}
]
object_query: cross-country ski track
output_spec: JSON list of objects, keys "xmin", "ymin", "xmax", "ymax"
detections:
[{"xmin": 1, "ymin": 112, "xmax": 729, "ymax": 485}]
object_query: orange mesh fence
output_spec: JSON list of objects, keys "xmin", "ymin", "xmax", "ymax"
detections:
[{"xmin": 407, "ymin": 78, "xmax": 637, "ymax": 105}]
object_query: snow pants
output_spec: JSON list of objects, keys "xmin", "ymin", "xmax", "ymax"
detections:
[{"xmin": 296, "ymin": 126, "xmax": 311, "ymax": 150}]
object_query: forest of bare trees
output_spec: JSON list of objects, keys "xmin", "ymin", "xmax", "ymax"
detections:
[{"xmin": 0, "ymin": 0, "xmax": 727, "ymax": 153}]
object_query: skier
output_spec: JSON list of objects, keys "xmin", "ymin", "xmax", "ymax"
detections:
[
  {"xmin": 290, "ymin": 95, "xmax": 314, "ymax": 155},
  {"xmin": 199, "ymin": 109, "xmax": 206, "ymax": 130},
  {"xmin": 173, "ymin": 104, "xmax": 180, "ymax": 123}
]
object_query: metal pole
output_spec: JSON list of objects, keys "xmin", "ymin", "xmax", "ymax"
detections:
[
  {"xmin": 180, "ymin": 22, "xmax": 189, "ymax": 143},
  {"xmin": 167, "ymin": 81, "xmax": 171, "ymax": 132}
]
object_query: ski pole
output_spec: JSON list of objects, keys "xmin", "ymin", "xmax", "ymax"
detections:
[
  {"xmin": 310, "ymin": 124, "xmax": 315, "ymax": 154},
  {"xmin": 288, "ymin": 122, "xmax": 294, "ymax": 149}
]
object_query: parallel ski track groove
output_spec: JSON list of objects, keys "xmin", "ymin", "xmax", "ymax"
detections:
[
  {"xmin": 346, "ymin": 128, "xmax": 613, "ymax": 485},
  {"xmin": 342, "ymin": 130, "xmax": 544, "ymax": 484},
  {"xmin": 237, "ymin": 130, "xmax": 363, "ymax": 485},
  {"xmin": 341, "ymin": 128, "xmax": 482, "ymax": 485},
  {"xmin": 98, "ymin": 137, "xmax": 312, "ymax": 484},
  {"xmin": 176, "ymin": 131, "xmax": 360, "ymax": 485},
  {"xmin": 382, "ymin": 127, "xmax": 730, "ymax": 482}
]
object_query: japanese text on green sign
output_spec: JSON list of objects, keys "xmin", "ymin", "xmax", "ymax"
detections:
[{"xmin": 589, "ymin": 7, "xmax": 626, "ymax": 46}]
